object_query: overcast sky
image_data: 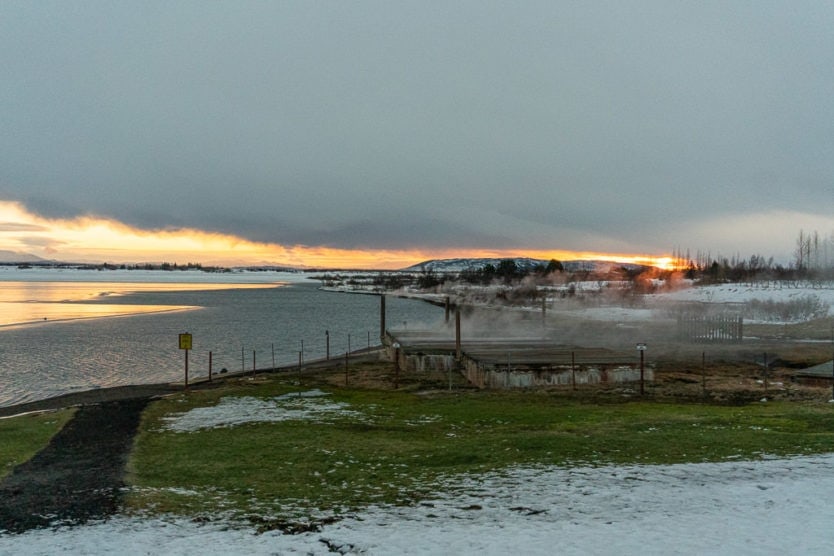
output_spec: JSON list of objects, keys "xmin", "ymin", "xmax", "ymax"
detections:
[{"xmin": 2, "ymin": 1, "xmax": 833, "ymax": 264}]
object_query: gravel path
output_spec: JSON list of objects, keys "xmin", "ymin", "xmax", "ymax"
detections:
[
  {"xmin": 0, "ymin": 379, "xmax": 233, "ymax": 535},
  {"xmin": 0, "ymin": 396, "xmax": 154, "ymax": 534}
]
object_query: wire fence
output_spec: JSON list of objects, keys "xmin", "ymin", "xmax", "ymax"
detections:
[{"xmin": 176, "ymin": 328, "xmax": 386, "ymax": 383}]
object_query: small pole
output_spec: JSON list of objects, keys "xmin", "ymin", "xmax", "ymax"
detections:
[
  {"xmin": 298, "ymin": 351, "xmax": 302, "ymax": 369},
  {"xmin": 640, "ymin": 349, "xmax": 645, "ymax": 396},
  {"xmin": 326, "ymin": 330, "xmax": 330, "ymax": 361},
  {"xmin": 367, "ymin": 330, "xmax": 371, "ymax": 352},
  {"xmin": 348, "ymin": 333, "xmax": 351, "ymax": 355},
  {"xmin": 763, "ymin": 352, "xmax": 768, "ymax": 397},
  {"xmin": 393, "ymin": 342, "xmax": 400, "ymax": 389},
  {"xmin": 571, "ymin": 351, "xmax": 576, "ymax": 391},
  {"xmin": 241, "ymin": 345, "xmax": 244, "ymax": 373},
  {"xmin": 209, "ymin": 350, "xmax": 213, "ymax": 383},
  {"xmin": 300, "ymin": 339, "xmax": 304, "ymax": 364},
  {"xmin": 345, "ymin": 351, "xmax": 349, "ymax": 386},
  {"xmin": 253, "ymin": 350, "xmax": 256, "ymax": 376},
  {"xmin": 380, "ymin": 294, "xmax": 386, "ymax": 340},
  {"xmin": 184, "ymin": 348, "xmax": 189, "ymax": 389},
  {"xmin": 636, "ymin": 343, "xmax": 647, "ymax": 396},
  {"xmin": 455, "ymin": 307, "xmax": 462, "ymax": 361}
]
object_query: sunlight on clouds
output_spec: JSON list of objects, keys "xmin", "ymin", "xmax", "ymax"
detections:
[
  {"xmin": 0, "ymin": 200, "xmax": 675, "ymax": 269},
  {"xmin": 0, "ymin": 201, "xmax": 443, "ymax": 267}
]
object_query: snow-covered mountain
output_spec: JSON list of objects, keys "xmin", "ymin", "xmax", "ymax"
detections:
[{"xmin": 401, "ymin": 258, "xmax": 544, "ymax": 273}]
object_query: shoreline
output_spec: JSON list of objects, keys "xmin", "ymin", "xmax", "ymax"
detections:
[{"xmin": 0, "ymin": 348, "xmax": 386, "ymax": 418}]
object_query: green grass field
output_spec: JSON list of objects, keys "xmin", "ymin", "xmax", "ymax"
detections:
[
  {"xmin": 124, "ymin": 368, "xmax": 834, "ymax": 523},
  {"xmin": 0, "ymin": 409, "xmax": 74, "ymax": 480}
]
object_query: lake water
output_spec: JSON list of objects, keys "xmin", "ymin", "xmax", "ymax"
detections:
[{"xmin": 0, "ymin": 269, "xmax": 443, "ymax": 407}]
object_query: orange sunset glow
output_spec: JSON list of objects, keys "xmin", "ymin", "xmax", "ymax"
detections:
[{"xmin": 0, "ymin": 201, "xmax": 675, "ymax": 270}]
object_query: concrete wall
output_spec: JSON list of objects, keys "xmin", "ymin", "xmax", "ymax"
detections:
[
  {"xmin": 384, "ymin": 343, "xmax": 457, "ymax": 373},
  {"xmin": 462, "ymin": 360, "xmax": 654, "ymax": 389}
]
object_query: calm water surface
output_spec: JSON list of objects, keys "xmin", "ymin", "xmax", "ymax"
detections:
[{"xmin": 0, "ymin": 270, "xmax": 442, "ymax": 407}]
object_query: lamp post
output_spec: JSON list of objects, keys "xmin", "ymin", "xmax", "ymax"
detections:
[
  {"xmin": 636, "ymin": 343, "xmax": 647, "ymax": 396},
  {"xmin": 393, "ymin": 342, "xmax": 401, "ymax": 389}
]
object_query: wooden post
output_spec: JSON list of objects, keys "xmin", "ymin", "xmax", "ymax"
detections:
[
  {"xmin": 380, "ymin": 295, "xmax": 386, "ymax": 340},
  {"xmin": 571, "ymin": 351, "xmax": 576, "ymax": 391},
  {"xmin": 393, "ymin": 343, "xmax": 400, "ymax": 389},
  {"xmin": 345, "ymin": 352, "xmax": 349, "ymax": 386},
  {"xmin": 640, "ymin": 349, "xmax": 645, "ymax": 396},
  {"xmin": 184, "ymin": 348, "xmax": 189, "ymax": 389},
  {"xmin": 326, "ymin": 330, "xmax": 330, "ymax": 360},
  {"xmin": 209, "ymin": 351, "xmax": 213, "ymax": 383},
  {"xmin": 763, "ymin": 352, "xmax": 768, "ymax": 396},
  {"xmin": 455, "ymin": 307, "xmax": 461, "ymax": 361}
]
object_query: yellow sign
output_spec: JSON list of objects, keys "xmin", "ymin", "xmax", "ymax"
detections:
[{"xmin": 179, "ymin": 333, "xmax": 192, "ymax": 350}]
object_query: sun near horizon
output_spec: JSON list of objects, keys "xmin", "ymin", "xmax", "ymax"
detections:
[{"xmin": 0, "ymin": 201, "xmax": 676, "ymax": 271}]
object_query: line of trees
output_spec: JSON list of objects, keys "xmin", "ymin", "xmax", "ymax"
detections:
[{"xmin": 673, "ymin": 229, "xmax": 834, "ymax": 283}]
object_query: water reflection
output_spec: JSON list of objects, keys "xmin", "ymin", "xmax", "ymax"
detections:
[
  {"xmin": 0, "ymin": 276, "xmax": 443, "ymax": 406},
  {"xmin": 0, "ymin": 281, "xmax": 280, "ymax": 327}
]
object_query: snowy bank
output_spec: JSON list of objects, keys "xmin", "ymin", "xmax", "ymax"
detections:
[{"xmin": 3, "ymin": 454, "xmax": 834, "ymax": 555}]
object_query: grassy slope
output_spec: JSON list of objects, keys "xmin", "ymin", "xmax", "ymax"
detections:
[
  {"xmin": 0, "ymin": 409, "xmax": 75, "ymax": 480},
  {"xmin": 126, "ymin": 369, "xmax": 834, "ymax": 521}
]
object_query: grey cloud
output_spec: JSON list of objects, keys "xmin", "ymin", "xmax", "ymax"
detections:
[
  {"xmin": 0, "ymin": 222, "xmax": 47, "ymax": 232},
  {"xmin": 1, "ymin": 1, "xmax": 833, "ymax": 260}
]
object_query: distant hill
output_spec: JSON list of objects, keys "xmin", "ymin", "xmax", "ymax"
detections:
[
  {"xmin": 401, "ymin": 257, "xmax": 649, "ymax": 273},
  {"xmin": 0, "ymin": 250, "xmax": 47, "ymax": 264}
]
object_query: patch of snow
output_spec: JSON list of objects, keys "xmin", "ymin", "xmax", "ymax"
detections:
[
  {"xmin": 160, "ymin": 390, "xmax": 364, "ymax": 432},
  {"xmin": 4, "ymin": 454, "xmax": 834, "ymax": 554},
  {"xmin": 655, "ymin": 282, "xmax": 834, "ymax": 314}
]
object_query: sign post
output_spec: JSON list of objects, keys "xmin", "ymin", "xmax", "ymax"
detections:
[
  {"xmin": 636, "ymin": 343, "xmax": 647, "ymax": 396},
  {"xmin": 179, "ymin": 333, "xmax": 192, "ymax": 389}
]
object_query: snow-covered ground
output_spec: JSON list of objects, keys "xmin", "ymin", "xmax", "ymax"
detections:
[
  {"xmin": 656, "ymin": 281, "xmax": 834, "ymax": 308},
  {"xmin": 547, "ymin": 282, "xmax": 834, "ymax": 324},
  {"xmin": 4, "ymin": 391, "xmax": 834, "ymax": 554},
  {"xmin": 3, "ymin": 454, "xmax": 834, "ymax": 554}
]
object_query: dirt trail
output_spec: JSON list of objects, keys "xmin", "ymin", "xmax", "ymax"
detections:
[{"xmin": 0, "ymin": 398, "xmax": 150, "ymax": 534}]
